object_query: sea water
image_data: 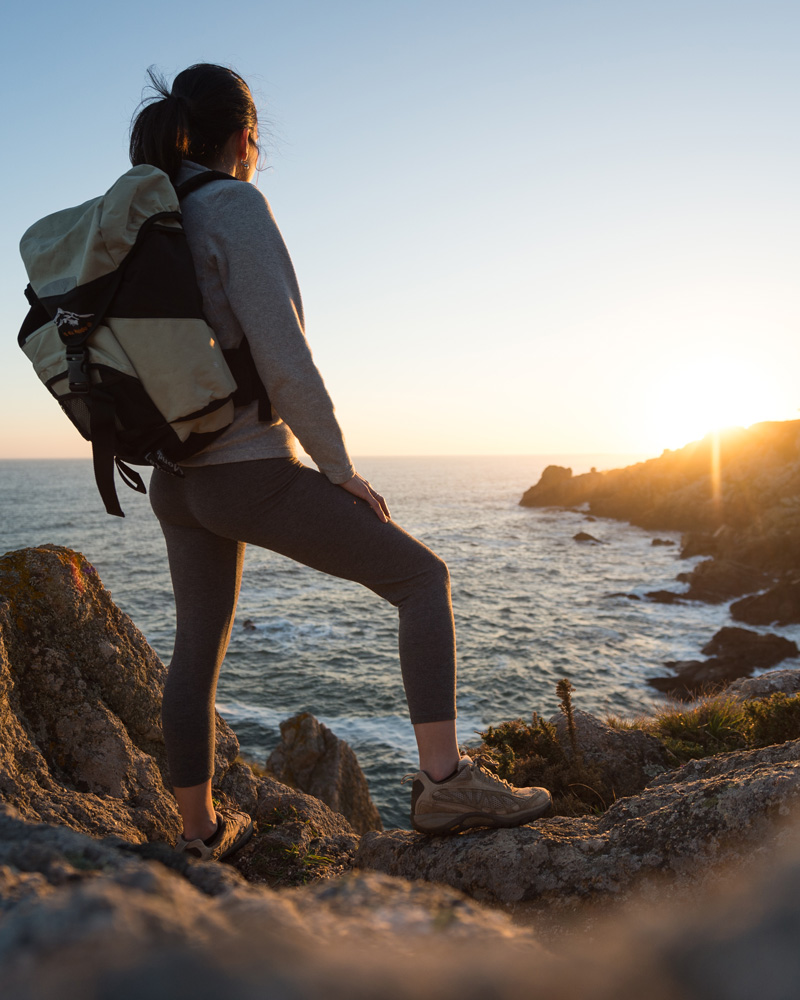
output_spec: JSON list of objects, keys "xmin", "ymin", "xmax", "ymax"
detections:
[{"xmin": 3, "ymin": 456, "xmax": 798, "ymax": 828}]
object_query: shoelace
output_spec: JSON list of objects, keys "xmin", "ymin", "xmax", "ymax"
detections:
[
  {"xmin": 467, "ymin": 759, "xmax": 517, "ymax": 792},
  {"xmin": 400, "ymin": 758, "xmax": 516, "ymax": 791}
]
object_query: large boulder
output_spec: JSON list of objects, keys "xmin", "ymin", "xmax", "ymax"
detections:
[
  {"xmin": 356, "ymin": 740, "xmax": 800, "ymax": 907},
  {"xmin": 0, "ymin": 545, "xmax": 179, "ymax": 843},
  {"xmin": 266, "ymin": 713, "xmax": 383, "ymax": 835},
  {"xmin": 0, "ymin": 546, "xmax": 358, "ymax": 883}
]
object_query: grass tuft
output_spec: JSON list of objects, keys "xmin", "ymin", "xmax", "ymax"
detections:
[{"xmin": 472, "ymin": 683, "xmax": 800, "ymax": 818}]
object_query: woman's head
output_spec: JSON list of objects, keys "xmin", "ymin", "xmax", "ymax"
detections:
[{"xmin": 130, "ymin": 64, "xmax": 259, "ymax": 180}]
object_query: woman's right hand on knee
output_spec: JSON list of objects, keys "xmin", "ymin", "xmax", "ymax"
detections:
[{"xmin": 338, "ymin": 473, "xmax": 391, "ymax": 522}]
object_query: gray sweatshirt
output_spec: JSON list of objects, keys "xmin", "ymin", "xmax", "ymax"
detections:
[{"xmin": 175, "ymin": 160, "xmax": 354, "ymax": 484}]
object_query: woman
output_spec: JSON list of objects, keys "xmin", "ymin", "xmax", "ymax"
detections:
[{"xmin": 130, "ymin": 63, "xmax": 550, "ymax": 861}]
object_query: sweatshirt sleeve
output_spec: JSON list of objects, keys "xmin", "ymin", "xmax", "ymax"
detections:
[{"xmin": 206, "ymin": 182, "xmax": 355, "ymax": 484}]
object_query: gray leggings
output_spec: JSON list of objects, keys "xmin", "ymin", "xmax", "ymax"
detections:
[{"xmin": 149, "ymin": 458, "xmax": 457, "ymax": 787}]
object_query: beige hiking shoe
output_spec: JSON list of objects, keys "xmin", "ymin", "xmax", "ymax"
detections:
[
  {"xmin": 175, "ymin": 808, "xmax": 254, "ymax": 862},
  {"xmin": 403, "ymin": 756, "xmax": 551, "ymax": 834}
]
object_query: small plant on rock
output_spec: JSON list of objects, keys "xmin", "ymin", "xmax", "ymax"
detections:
[{"xmin": 474, "ymin": 680, "xmax": 610, "ymax": 817}]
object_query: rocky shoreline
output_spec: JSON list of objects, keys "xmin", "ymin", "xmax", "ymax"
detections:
[
  {"xmin": 2, "ymin": 544, "xmax": 800, "ymax": 998},
  {"xmin": 521, "ymin": 420, "xmax": 800, "ymax": 696}
]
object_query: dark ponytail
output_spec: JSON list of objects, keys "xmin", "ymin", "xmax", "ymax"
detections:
[{"xmin": 129, "ymin": 64, "xmax": 259, "ymax": 180}]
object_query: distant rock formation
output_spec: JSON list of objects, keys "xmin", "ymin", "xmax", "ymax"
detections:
[
  {"xmin": 731, "ymin": 580, "xmax": 800, "ymax": 627},
  {"xmin": 520, "ymin": 421, "xmax": 800, "ymax": 694},
  {"xmin": 520, "ymin": 420, "xmax": 800, "ymax": 577},
  {"xmin": 649, "ymin": 627, "xmax": 799, "ymax": 698},
  {"xmin": 267, "ymin": 712, "xmax": 383, "ymax": 835}
]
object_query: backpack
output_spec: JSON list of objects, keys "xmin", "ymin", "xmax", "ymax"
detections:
[{"xmin": 18, "ymin": 164, "xmax": 271, "ymax": 517}]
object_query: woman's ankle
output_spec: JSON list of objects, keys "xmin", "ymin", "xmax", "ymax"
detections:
[{"xmin": 182, "ymin": 813, "xmax": 219, "ymax": 842}]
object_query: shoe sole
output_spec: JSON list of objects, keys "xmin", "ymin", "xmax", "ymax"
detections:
[
  {"xmin": 411, "ymin": 797, "xmax": 552, "ymax": 835},
  {"xmin": 217, "ymin": 819, "xmax": 255, "ymax": 861}
]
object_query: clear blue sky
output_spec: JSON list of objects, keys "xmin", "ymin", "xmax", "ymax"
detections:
[{"xmin": 2, "ymin": 0, "xmax": 798, "ymax": 458}]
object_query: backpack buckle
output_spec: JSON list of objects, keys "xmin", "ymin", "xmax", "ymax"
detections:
[{"xmin": 66, "ymin": 348, "xmax": 90, "ymax": 393}]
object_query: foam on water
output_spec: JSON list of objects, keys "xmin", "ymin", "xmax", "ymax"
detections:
[{"xmin": 3, "ymin": 456, "xmax": 799, "ymax": 828}]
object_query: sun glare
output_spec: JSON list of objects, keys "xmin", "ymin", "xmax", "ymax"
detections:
[{"xmin": 645, "ymin": 353, "xmax": 793, "ymax": 453}]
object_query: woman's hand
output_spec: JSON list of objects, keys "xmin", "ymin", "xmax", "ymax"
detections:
[{"xmin": 338, "ymin": 472, "xmax": 391, "ymax": 523}]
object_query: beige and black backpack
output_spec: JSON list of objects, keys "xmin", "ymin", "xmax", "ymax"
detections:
[{"xmin": 18, "ymin": 165, "xmax": 270, "ymax": 515}]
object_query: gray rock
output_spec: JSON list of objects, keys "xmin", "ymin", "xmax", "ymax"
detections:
[
  {"xmin": 726, "ymin": 668, "xmax": 800, "ymax": 700},
  {"xmin": 644, "ymin": 589, "xmax": 689, "ymax": 604},
  {"xmin": 0, "ymin": 806, "xmax": 540, "ymax": 1000},
  {"xmin": 355, "ymin": 740, "xmax": 800, "ymax": 906},
  {"xmin": 548, "ymin": 709, "xmax": 669, "ymax": 798},
  {"xmin": 267, "ymin": 713, "xmax": 382, "ymax": 834},
  {"xmin": 0, "ymin": 546, "xmax": 358, "ymax": 884},
  {"xmin": 5, "ymin": 816, "xmax": 800, "ymax": 1000},
  {"xmin": 0, "ymin": 545, "xmax": 180, "ymax": 844}
]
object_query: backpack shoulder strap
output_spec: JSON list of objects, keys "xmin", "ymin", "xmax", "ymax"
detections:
[
  {"xmin": 175, "ymin": 168, "xmax": 273, "ymax": 425},
  {"xmin": 175, "ymin": 169, "xmax": 237, "ymax": 200}
]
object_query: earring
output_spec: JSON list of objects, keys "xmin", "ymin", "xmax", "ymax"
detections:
[{"xmin": 241, "ymin": 159, "xmax": 248, "ymax": 165}]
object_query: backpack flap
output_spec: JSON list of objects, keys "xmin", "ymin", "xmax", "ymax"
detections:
[{"xmin": 18, "ymin": 166, "xmax": 237, "ymax": 516}]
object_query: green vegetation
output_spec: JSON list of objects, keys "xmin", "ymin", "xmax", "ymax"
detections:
[
  {"xmin": 639, "ymin": 691, "xmax": 800, "ymax": 764},
  {"xmin": 475, "ymin": 680, "xmax": 611, "ymax": 817},
  {"xmin": 472, "ymin": 680, "xmax": 800, "ymax": 818}
]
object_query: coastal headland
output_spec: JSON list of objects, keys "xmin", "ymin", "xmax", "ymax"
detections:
[
  {"xmin": 1, "ymin": 543, "xmax": 800, "ymax": 997},
  {"xmin": 521, "ymin": 419, "xmax": 800, "ymax": 695}
]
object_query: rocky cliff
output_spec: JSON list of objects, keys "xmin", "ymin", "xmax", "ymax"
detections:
[
  {"xmin": 520, "ymin": 420, "xmax": 800, "ymax": 690},
  {"xmin": 3, "ymin": 544, "xmax": 800, "ymax": 999},
  {"xmin": 521, "ymin": 420, "xmax": 800, "ymax": 575}
]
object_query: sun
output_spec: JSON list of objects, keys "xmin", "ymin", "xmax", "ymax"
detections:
[{"xmin": 644, "ymin": 352, "xmax": 796, "ymax": 453}]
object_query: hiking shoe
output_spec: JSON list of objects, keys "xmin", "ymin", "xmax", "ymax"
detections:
[
  {"xmin": 175, "ymin": 808, "xmax": 254, "ymax": 862},
  {"xmin": 402, "ymin": 756, "xmax": 551, "ymax": 834}
]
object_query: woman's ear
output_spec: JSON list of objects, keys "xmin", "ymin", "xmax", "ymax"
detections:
[{"xmin": 237, "ymin": 128, "xmax": 250, "ymax": 164}]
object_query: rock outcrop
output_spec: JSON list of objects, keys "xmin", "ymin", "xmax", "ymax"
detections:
[
  {"xmin": 4, "ymin": 795, "xmax": 800, "ymax": 999},
  {"xmin": 548, "ymin": 709, "xmax": 669, "ymax": 798},
  {"xmin": 0, "ymin": 546, "xmax": 358, "ymax": 884},
  {"xmin": 726, "ymin": 668, "xmax": 800, "ymax": 701},
  {"xmin": 6, "ymin": 548, "xmax": 800, "ymax": 998},
  {"xmin": 356, "ymin": 740, "xmax": 800, "ymax": 906},
  {"xmin": 649, "ymin": 627, "xmax": 799, "ymax": 698},
  {"xmin": 677, "ymin": 558, "xmax": 771, "ymax": 603},
  {"xmin": 0, "ymin": 802, "xmax": 541, "ymax": 1000},
  {"xmin": 520, "ymin": 420, "xmax": 800, "ymax": 583},
  {"xmin": 731, "ymin": 580, "xmax": 800, "ymax": 626},
  {"xmin": 266, "ymin": 712, "xmax": 383, "ymax": 835},
  {"xmin": 573, "ymin": 531, "xmax": 604, "ymax": 544}
]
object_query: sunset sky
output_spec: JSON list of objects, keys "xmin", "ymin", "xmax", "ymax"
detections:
[{"xmin": 1, "ymin": 0, "xmax": 797, "ymax": 460}]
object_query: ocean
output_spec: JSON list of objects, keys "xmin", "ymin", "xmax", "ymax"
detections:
[{"xmin": 4, "ymin": 455, "xmax": 797, "ymax": 828}]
